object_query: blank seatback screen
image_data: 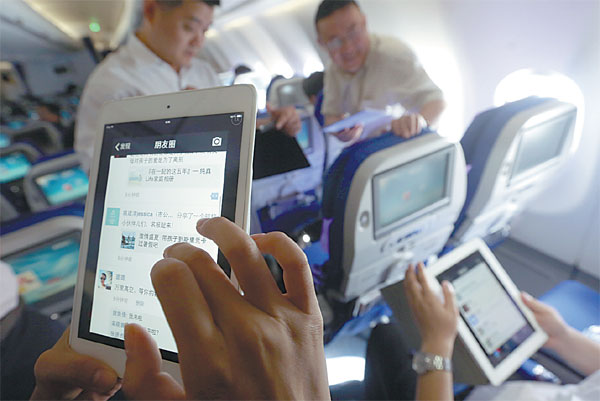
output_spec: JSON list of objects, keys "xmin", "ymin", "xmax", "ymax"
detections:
[
  {"xmin": 511, "ymin": 113, "xmax": 574, "ymax": 182},
  {"xmin": 372, "ymin": 147, "xmax": 451, "ymax": 237},
  {"xmin": 436, "ymin": 251, "xmax": 535, "ymax": 367}
]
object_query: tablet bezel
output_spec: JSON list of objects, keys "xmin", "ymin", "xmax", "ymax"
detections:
[
  {"xmin": 425, "ymin": 238, "xmax": 547, "ymax": 385},
  {"xmin": 70, "ymin": 85, "xmax": 257, "ymax": 384}
]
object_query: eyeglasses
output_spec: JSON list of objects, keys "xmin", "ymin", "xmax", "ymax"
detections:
[{"xmin": 323, "ymin": 24, "xmax": 364, "ymax": 52}]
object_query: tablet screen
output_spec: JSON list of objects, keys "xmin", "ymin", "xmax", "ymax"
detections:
[
  {"xmin": 436, "ymin": 251, "xmax": 535, "ymax": 367},
  {"xmin": 35, "ymin": 166, "xmax": 89, "ymax": 205},
  {"xmin": 78, "ymin": 112, "xmax": 244, "ymax": 361}
]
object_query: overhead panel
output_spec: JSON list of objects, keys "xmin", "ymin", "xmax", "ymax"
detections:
[
  {"xmin": 0, "ymin": 0, "xmax": 79, "ymax": 60},
  {"xmin": 24, "ymin": 0, "xmax": 132, "ymax": 50}
]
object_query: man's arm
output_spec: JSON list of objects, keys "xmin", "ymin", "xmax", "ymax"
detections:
[
  {"xmin": 419, "ymin": 98, "xmax": 446, "ymax": 127},
  {"xmin": 391, "ymin": 98, "xmax": 446, "ymax": 139}
]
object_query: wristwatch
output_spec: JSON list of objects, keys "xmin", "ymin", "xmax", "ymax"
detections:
[{"xmin": 412, "ymin": 351, "xmax": 452, "ymax": 375}]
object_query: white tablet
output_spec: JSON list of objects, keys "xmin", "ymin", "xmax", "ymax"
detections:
[
  {"xmin": 70, "ymin": 85, "xmax": 257, "ymax": 383},
  {"xmin": 427, "ymin": 238, "xmax": 547, "ymax": 385},
  {"xmin": 382, "ymin": 238, "xmax": 547, "ymax": 385}
]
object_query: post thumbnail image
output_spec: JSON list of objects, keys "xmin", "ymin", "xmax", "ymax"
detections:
[{"xmin": 121, "ymin": 231, "xmax": 136, "ymax": 250}]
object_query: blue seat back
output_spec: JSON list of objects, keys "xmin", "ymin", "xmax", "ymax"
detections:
[
  {"xmin": 321, "ymin": 132, "xmax": 416, "ymax": 287},
  {"xmin": 454, "ymin": 96, "xmax": 551, "ymax": 235}
]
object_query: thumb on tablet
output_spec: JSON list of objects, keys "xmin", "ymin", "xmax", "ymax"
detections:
[
  {"xmin": 31, "ymin": 328, "xmax": 120, "ymax": 400},
  {"xmin": 122, "ymin": 324, "xmax": 184, "ymax": 400}
]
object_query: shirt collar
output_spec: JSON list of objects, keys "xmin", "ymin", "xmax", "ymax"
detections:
[
  {"xmin": 125, "ymin": 33, "xmax": 165, "ymax": 67},
  {"xmin": 124, "ymin": 33, "xmax": 192, "ymax": 75}
]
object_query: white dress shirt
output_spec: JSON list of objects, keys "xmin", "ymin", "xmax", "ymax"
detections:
[{"xmin": 75, "ymin": 34, "xmax": 221, "ymax": 164}]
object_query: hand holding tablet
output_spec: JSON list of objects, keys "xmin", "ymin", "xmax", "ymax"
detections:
[
  {"xmin": 62, "ymin": 86, "xmax": 331, "ymax": 400},
  {"xmin": 383, "ymin": 238, "xmax": 548, "ymax": 385},
  {"xmin": 403, "ymin": 262, "xmax": 458, "ymax": 358},
  {"xmin": 120, "ymin": 218, "xmax": 329, "ymax": 400},
  {"xmin": 70, "ymin": 86, "xmax": 257, "ymax": 383},
  {"xmin": 34, "ymin": 217, "xmax": 330, "ymax": 401}
]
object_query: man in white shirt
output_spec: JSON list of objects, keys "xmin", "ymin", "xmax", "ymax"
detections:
[
  {"xmin": 76, "ymin": 0, "xmax": 300, "ymax": 166},
  {"xmin": 315, "ymin": 0, "xmax": 445, "ymax": 142}
]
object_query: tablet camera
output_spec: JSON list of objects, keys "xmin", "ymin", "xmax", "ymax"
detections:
[{"xmin": 230, "ymin": 114, "xmax": 243, "ymax": 126}]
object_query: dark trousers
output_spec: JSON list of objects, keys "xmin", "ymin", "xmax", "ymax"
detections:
[{"xmin": 364, "ymin": 322, "xmax": 418, "ymax": 400}]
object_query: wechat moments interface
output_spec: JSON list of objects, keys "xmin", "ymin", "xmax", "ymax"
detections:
[
  {"xmin": 81, "ymin": 113, "xmax": 243, "ymax": 359},
  {"xmin": 437, "ymin": 252, "xmax": 535, "ymax": 367}
]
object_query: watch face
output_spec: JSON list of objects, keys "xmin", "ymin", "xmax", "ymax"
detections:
[
  {"xmin": 412, "ymin": 352, "xmax": 428, "ymax": 375},
  {"xmin": 412, "ymin": 351, "xmax": 451, "ymax": 375}
]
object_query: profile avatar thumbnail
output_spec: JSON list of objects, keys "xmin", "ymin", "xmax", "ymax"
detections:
[{"xmin": 98, "ymin": 270, "xmax": 113, "ymax": 290}]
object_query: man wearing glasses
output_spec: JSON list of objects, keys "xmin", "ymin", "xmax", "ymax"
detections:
[{"xmin": 316, "ymin": 1, "xmax": 445, "ymax": 142}]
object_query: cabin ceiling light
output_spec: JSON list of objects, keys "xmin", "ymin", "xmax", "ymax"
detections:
[{"xmin": 89, "ymin": 19, "xmax": 101, "ymax": 33}]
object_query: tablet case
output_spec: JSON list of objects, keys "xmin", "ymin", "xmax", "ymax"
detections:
[{"xmin": 253, "ymin": 128, "xmax": 310, "ymax": 180}]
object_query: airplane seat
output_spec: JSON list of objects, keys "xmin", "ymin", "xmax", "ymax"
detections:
[
  {"xmin": 1, "ymin": 143, "xmax": 42, "ymax": 220},
  {"xmin": 6, "ymin": 121, "xmax": 64, "ymax": 156},
  {"xmin": 22, "ymin": 151, "xmax": 88, "ymax": 213},
  {"xmin": 1, "ymin": 205, "xmax": 84, "ymax": 400},
  {"xmin": 448, "ymin": 96, "xmax": 577, "ymax": 249},
  {"xmin": 267, "ymin": 77, "xmax": 310, "ymax": 108},
  {"xmin": 1, "ymin": 204, "xmax": 85, "ymax": 325},
  {"xmin": 305, "ymin": 132, "xmax": 467, "ymax": 342}
]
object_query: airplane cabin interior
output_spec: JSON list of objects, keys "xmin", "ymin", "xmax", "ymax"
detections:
[{"xmin": 0, "ymin": 0, "xmax": 598, "ymax": 400}]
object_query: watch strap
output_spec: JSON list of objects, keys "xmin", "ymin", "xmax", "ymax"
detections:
[{"xmin": 412, "ymin": 351, "xmax": 452, "ymax": 375}]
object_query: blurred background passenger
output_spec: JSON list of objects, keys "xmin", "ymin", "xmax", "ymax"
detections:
[
  {"xmin": 315, "ymin": 0, "xmax": 445, "ymax": 141},
  {"xmin": 75, "ymin": 0, "xmax": 222, "ymax": 165}
]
